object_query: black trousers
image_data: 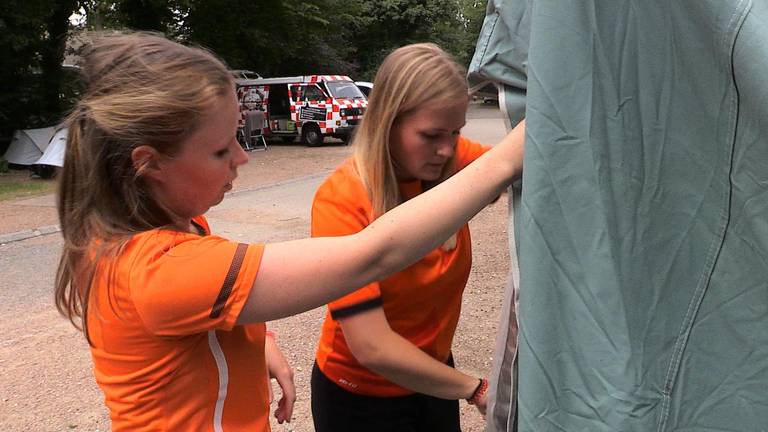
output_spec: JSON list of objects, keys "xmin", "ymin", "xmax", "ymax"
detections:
[{"xmin": 311, "ymin": 360, "xmax": 461, "ymax": 432}]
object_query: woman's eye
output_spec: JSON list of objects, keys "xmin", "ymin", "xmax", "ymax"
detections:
[
  {"xmin": 421, "ymin": 133, "xmax": 439, "ymax": 140},
  {"xmin": 215, "ymin": 148, "xmax": 230, "ymax": 158}
]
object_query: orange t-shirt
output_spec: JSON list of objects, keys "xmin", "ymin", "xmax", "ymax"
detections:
[
  {"xmin": 312, "ymin": 136, "xmax": 489, "ymax": 397},
  {"xmin": 87, "ymin": 216, "xmax": 269, "ymax": 431}
]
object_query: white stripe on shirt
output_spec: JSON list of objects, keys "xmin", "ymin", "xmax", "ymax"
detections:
[{"xmin": 208, "ymin": 330, "xmax": 229, "ymax": 432}]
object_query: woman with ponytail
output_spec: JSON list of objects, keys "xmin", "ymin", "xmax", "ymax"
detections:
[
  {"xmin": 55, "ymin": 32, "xmax": 525, "ymax": 431},
  {"xmin": 309, "ymin": 43, "xmax": 500, "ymax": 432}
]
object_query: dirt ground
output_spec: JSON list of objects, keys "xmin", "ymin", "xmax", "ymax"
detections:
[{"xmin": 0, "ymin": 112, "xmax": 510, "ymax": 431}]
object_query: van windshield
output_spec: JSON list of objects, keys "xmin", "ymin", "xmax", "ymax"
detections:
[{"xmin": 325, "ymin": 81, "xmax": 366, "ymax": 99}]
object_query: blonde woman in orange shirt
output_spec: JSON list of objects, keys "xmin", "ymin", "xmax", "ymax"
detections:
[
  {"xmin": 55, "ymin": 33, "xmax": 524, "ymax": 431},
  {"xmin": 310, "ymin": 43, "xmax": 499, "ymax": 432}
]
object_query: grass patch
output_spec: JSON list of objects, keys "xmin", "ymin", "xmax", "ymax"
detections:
[{"xmin": 0, "ymin": 170, "xmax": 57, "ymax": 201}]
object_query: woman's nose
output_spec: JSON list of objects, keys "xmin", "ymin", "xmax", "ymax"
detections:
[
  {"xmin": 233, "ymin": 140, "xmax": 250, "ymax": 166},
  {"xmin": 436, "ymin": 140, "xmax": 456, "ymax": 158}
]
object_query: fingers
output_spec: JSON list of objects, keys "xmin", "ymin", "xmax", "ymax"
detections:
[
  {"xmin": 272, "ymin": 375, "xmax": 296, "ymax": 423},
  {"xmin": 264, "ymin": 334, "xmax": 295, "ymax": 422},
  {"xmin": 274, "ymin": 387, "xmax": 296, "ymax": 424},
  {"xmin": 475, "ymin": 391, "xmax": 489, "ymax": 417},
  {"xmin": 271, "ymin": 366, "xmax": 296, "ymax": 423},
  {"xmin": 273, "ymin": 367, "xmax": 296, "ymax": 423}
]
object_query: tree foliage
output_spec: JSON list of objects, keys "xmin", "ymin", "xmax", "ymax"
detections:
[
  {"xmin": 0, "ymin": 0, "xmax": 488, "ymax": 145},
  {"xmin": 0, "ymin": 0, "xmax": 79, "ymax": 147}
]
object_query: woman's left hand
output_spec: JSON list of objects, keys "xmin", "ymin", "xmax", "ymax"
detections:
[
  {"xmin": 265, "ymin": 333, "xmax": 296, "ymax": 424},
  {"xmin": 474, "ymin": 390, "xmax": 488, "ymax": 417}
]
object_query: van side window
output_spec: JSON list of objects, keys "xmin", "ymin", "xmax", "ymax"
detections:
[{"xmin": 304, "ymin": 85, "xmax": 326, "ymax": 101}]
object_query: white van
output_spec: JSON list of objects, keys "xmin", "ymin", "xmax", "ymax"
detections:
[{"xmin": 235, "ymin": 75, "xmax": 367, "ymax": 146}]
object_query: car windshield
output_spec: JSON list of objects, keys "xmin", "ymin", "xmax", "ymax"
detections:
[{"xmin": 325, "ymin": 81, "xmax": 366, "ymax": 99}]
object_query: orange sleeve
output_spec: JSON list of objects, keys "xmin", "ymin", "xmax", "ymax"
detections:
[
  {"xmin": 454, "ymin": 135, "xmax": 491, "ymax": 171},
  {"xmin": 129, "ymin": 233, "xmax": 264, "ymax": 336},
  {"xmin": 311, "ymin": 164, "xmax": 383, "ymax": 317}
]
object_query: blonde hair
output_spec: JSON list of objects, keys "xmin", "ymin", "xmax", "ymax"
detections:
[
  {"xmin": 352, "ymin": 43, "xmax": 468, "ymax": 218},
  {"xmin": 54, "ymin": 32, "xmax": 234, "ymax": 341}
]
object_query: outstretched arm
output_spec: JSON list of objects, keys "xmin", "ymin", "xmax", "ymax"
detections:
[{"xmin": 237, "ymin": 120, "xmax": 525, "ymax": 323}]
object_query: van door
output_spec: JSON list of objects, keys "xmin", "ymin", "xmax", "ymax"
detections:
[
  {"xmin": 260, "ymin": 83, "xmax": 295, "ymax": 138},
  {"xmin": 290, "ymin": 83, "xmax": 330, "ymax": 146},
  {"xmin": 291, "ymin": 84, "xmax": 328, "ymax": 123}
]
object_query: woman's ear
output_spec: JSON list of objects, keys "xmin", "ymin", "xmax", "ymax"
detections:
[{"xmin": 131, "ymin": 145, "xmax": 163, "ymax": 181}]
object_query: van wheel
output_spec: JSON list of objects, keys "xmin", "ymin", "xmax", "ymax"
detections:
[{"xmin": 301, "ymin": 124, "xmax": 323, "ymax": 147}]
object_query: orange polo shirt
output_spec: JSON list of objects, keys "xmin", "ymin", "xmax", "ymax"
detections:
[
  {"xmin": 312, "ymin": 136, "xmax": 489, "ymax": 397},
  {"xmin": 87, "ymin": 216, "xmax": 269, "ymax": 431}
]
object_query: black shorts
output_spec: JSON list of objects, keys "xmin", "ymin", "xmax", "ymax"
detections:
[{"xmin": 311, "ymin": 360, "xmax": 461, "ymax": 432}]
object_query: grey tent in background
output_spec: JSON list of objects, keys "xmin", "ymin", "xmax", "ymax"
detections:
[
  {"xmin": 3, "ymin": 127, "xmax": 55, "ymax": 165},
  {"xmin": 36, "ymin": 128, "xmax": 68, "ymax": 167},
  {"xmin": 469, "ymin": 0, "xmax": 768, "ymax": 431}
]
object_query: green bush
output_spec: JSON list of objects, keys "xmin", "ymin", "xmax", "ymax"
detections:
[{"xmin": 0, "ymin": 158, "xmax": 8, "ymax": 174}]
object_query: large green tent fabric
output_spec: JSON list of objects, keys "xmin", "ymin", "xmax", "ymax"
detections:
[{"xmin": 469, "ymin": 1, "xmax": 768, "ymax": 430}]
